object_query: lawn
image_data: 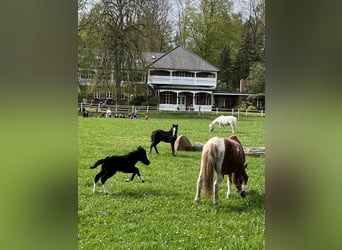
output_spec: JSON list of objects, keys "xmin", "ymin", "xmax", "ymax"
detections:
[{"xmin": 78, "ymin": 113, "xmax": 265, "ymax": 249}]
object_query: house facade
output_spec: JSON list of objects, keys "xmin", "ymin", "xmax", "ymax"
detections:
[
  {"xmin": 78, "ymin": 46, "xmax": 253, "ymax": 111},
  {"xmin": 146, "ymin": 46, "xmax": 219, "ymax": 112}
]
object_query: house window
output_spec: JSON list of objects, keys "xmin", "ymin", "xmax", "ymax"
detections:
[
  {"xmin": 207, "ymin": 95, "xmax": 212, "ymax": 105},
  {"xmin": 106, "ymin": 91, "xmax": 113, "ymax": 99},
  {"xmin": 94, "ymin": 90, "xmax": 100, "ymax": 99},
  {"xmin": 80, "ymin": 69, "xmax": 95, "ymax": 80},
  {"xmin": 121, "ymin": 92, "xmax": 128, "ymax": 100},
  {"xmin": 162, "ymin": 91, "xmax": 172, "ymax": 104},
  {"xmin": 195, "ymin": 93, "xmax": 200, "ymax": 105}
]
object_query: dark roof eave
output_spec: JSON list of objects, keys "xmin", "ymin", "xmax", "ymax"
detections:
[{"xmin": 213, "ymin": 92, "xmax": 253, "ymax": 96}]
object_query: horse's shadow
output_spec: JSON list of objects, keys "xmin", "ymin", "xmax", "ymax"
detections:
[
  {"xmin": 101, "ymin": 186, "xmax": 177, "ymax": 199},
  {"xmin": 215, "ymin": 190, "xmax": 265, "ymax": 212}
]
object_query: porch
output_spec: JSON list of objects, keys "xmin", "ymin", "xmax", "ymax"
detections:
[{"xmin": 158, "ymin": 89, "xmax": 213, "ymax": 112}]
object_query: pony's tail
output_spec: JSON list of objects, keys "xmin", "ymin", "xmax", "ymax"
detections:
[
  {"xmin": 202, "ymin": 143, "xmax": 217, "ymax": 199},
  {"xmin": 90, "ymin": 158, "xmax": 105, "ymax": 169}
]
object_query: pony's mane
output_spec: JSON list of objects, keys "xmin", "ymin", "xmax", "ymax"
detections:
[{"xmin": 127, "ymin": 147, "xmax": 144, "ymax": 157}]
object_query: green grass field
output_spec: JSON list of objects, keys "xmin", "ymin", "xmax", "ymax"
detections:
[{"xmin": 78, "ymin": 113, "xmax": 265, "ymax": 249}]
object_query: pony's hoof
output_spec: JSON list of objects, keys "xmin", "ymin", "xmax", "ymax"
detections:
[
  {"xmin": 126, "ymin": 179, "xmax": 131, "ymax": 182},
  {"xmin": 104, "ymin": 192, "xmax": 110, "ymax": 195},
  {"xmin": 240, "ymin": 191, "xmax": 246, "ymax": 198},
  {"xmin": 194, "ymin": 198, "xmax": 200, "ymax": 203}
]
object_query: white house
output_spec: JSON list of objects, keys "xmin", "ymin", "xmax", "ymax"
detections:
[{"xmin": 146, "ymin": 46, "xmax": 220, "ymax": 112}]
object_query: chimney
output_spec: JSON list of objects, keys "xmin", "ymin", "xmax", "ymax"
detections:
[{"xmin": 239, "ymin": 79, "xmax": 245, "ymax": 93}]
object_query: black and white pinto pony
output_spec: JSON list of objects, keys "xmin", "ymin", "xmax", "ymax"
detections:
[
  {"xmin": 150, "ymin": 124, "xmax": 178, "ymax": 156},
  {"xmin": 209, "ymin": 115, "xmax": 237, "ymax": 134},
  {"xmin": 194, "ymin": 135, "xmax": 248, "ymax": 206},
  {"xmin": 90, "ymin": 146, "xmax": 150, "ymax": 194}
]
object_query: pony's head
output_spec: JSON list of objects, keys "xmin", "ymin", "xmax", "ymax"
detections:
[
  {"xmin": 137, "ymin": 146, "xmax": 150, "ymax": 165},
  {"xmin": 172, "ymin": 124, "xmax": 178, "ymax": 137},
  {"xmin": 232, "ymin": 163, "xmax": 248, "ymax": 197},
  {"xmin": 209, "ymin": 123, "xmax": 214, "ymax": 132}
]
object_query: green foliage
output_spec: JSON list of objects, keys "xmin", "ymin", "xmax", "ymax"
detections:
[
  {"xmin": 78, "ymin": 114, "xmax": 265, "ymax": 249},
  {"xmin": 142, "ymin": 96, "xmax": 158, "ymax": 106},
  {"xmin": 237, "ymin": 100, "xmax": 253, "ymax": 110},
  {"xmin": 218, "ymin": 44, "xmax": 233, "ymax": 91},
  {"xmin": 246, "ymin": 62, "xmax": 265, "ymax": 93},
  {"xmin": 128, "ymin": 95, "xmax": 145, "ymax": 106},
  {"xmin": 178, "ymin": 0, "xmax": 242, "ymax": 68}
]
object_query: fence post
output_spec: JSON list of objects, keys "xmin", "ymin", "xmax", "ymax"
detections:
[
  {"xmin": 261, "ymin": 110, "xmax": 263, "ymax": 117},
  {"xmin": 147, "ymin": 106, "xmax": 149, "ymax": 113},
  {"xmin": 98, "ymin": 103, "xmax": 100, "ymax": 112},
  {"xmin": 232, "ymin": 108, "xmax": 234, "ymax": 116},
  {"xmin": 245, "ymin": 109, "xmax": 248, "ymax": 117},
  {"xmin": 238, "ymin": 108, "xmax": 240, "ymax": 119},
  {"xmin": 80, "ymin": 102, "xmax": 83, "ymax": 112},
  {"xmin": 216, "ymin": 107, "xmax": 218, "ymax": 114}
]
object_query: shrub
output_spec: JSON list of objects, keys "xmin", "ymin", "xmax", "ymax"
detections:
[{"xmin": 128, "ymin": 95, "xmax": 145, "ymax": 106}]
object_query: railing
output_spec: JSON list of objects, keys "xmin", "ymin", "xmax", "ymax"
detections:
[{"xmin": 148, "ymin": 75, "xmax": 216, "ymax": 87}]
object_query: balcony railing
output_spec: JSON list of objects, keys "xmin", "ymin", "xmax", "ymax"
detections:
[{"xmin": 149, "ymin": 75, "xmax": 216, "ymax": 87}]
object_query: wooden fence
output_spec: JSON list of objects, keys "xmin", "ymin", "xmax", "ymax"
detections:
[{"xmin": 78, "ymin": 103, "xmax": 265, "ymax": 118}]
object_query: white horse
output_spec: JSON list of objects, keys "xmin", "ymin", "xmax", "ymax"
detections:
[{"xmin": 209, "ymin": 115, "xmax": 237, "ymax": 134}]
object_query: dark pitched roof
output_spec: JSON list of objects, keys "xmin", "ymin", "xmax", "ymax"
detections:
[
  {"xmin": 143, "ymin": 51, "xmax": 165, "ymax": 65},
  {"xmin": 147, "ymin": 46, "xmax": 220, "ymax": 72}
]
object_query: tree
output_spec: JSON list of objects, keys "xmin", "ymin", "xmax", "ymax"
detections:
[
  {"xmin": 78, "ymin": 0, "xmax": 174, "ymax": 104},
  {"xmin": 138, "ymin": 0, "xmax": 173, "ymax": 52},
  {"xmin": 246, "ymin": 61, "xmax": 265, "ymax": 93},
  {"xmin": 245, "ymin": 0, "xmax": 265, "ymax": 62},
  {"xmin": 231, "ymin": 0, "xmax": 265, "ymax": 91},
  {"xmin": 177, "ymin": 0, "xmax": 241, "ymax": 67},
  {"xmin": 218, "ymin": 44, "xmax": 233, "ymax": 91}
]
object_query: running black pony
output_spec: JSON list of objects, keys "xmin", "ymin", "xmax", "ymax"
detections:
[
  {"xmin": 150, "ymin": 124, "xmax": 178, "ymax": 156},
  {"xmin": 90, "ymin": 146, "xmax": 150, "ymax": 194}
]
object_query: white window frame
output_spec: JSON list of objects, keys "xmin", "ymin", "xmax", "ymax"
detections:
[
  {"xmin": 94, "ymin": 90, "xmax": 100, "ymax": 99},
  {"xmin": 163, "ymin": 91, "xmax": 172, "ymax": 104},
  {"xmin": 106, "ymin": 90, "xmax": 113, "ymax": 99}
]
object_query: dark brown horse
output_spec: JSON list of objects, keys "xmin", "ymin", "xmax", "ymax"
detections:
[
  {"xmin": 150, "ymin": 124, "xmax": 178, "ymax": 156},
  {"xmin": 194, "ymin": 135, "xmax": 248, "ymax": 205}
]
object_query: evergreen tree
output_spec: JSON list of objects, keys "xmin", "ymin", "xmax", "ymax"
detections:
[{"xmin": 218, "ymin": 44, "xmax": 233, "ymax": 91}]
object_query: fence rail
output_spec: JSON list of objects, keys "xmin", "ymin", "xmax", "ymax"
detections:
[{"xmin": 77, "ymin": 103, "xmax": 265, "ymax": 117}]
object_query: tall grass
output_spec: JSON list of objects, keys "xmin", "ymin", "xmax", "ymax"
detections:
[{"xmin": 78, "ymin": 114, "xmax": 265, "ymax": 249}]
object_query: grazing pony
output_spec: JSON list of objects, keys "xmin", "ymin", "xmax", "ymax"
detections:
[
  {"xmin": 90, "ymin": 146, "xmax": 150, "ymax": 194},
  {"xmin": 194, "ymin": 135, "xmax": 248, "ymax": 206},
  {"xmin": 150, "ymin": 124, "xmax": 178, "ymax": 156},
  {"xmin": 209, "ymin": 115, "xmax": 237, "ymax": 134}
]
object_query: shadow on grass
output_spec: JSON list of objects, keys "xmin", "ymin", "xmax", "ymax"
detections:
[
  {"xmin": 216, "ymin": 189, "xmax": 265, "ymax": 212},
  {"xmin": 104, "ymin": 186, "xmax": 179, "ymax": 199},
  {"xmin": 187, "ymin": 190, "xmax": 265, "ymax": 212}
]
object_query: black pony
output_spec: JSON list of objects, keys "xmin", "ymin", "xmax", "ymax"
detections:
[
  {"xmin": 150, "ymin": 124, "xmax": 178, "ymax": 156},
  {"xmin": 90, "ymin": 146, "xmax": 150, "ymax": 194}
]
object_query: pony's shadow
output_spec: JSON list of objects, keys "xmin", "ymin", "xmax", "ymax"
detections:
[
  {"xmin": 216, "ymin": 190, "xmax": 265, "ymax": 212},
  {"xmin": 106, "ymin": 186, "xmax": 177, "ymax": 199}
]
